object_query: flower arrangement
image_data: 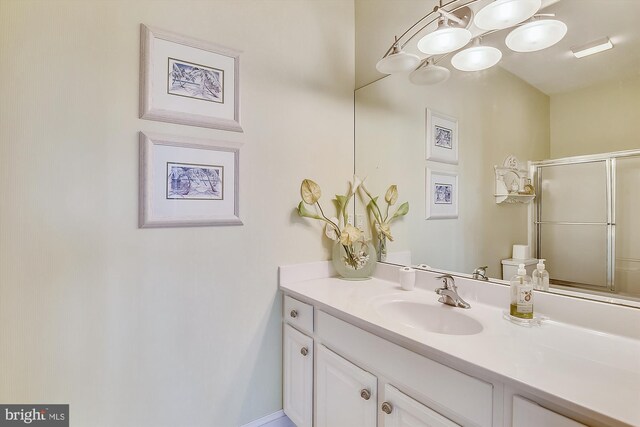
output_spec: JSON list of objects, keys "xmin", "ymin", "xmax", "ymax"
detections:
[
  {"xmin": 360, "ymin": 183, "xmax": 409, "ymax": 261},
  {"xmin": 296, "ymin": 177, "xmax": 373, "ymax": 271}
]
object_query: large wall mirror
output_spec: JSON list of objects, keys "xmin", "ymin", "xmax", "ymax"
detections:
[{"xmin": 355, "ymin": 0, "xmax": 640, "ymax": 306}]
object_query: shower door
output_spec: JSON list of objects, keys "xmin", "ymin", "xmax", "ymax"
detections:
[
  {"xmin": 615, "ymin": 155, "xmax": 640, "ymax": 297},
  {"xmin": 534, "ymin": 159, "xmax": 613, "ymax": 290}
]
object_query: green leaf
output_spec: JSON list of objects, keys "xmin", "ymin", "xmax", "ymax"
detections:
[
  {"xmin": 334, "ymin": 194, "xmax": 348, "ymax": 213},
  {"xmin": 391, "ymin": 202, "xmax": 409, "ymax": 220},
  {"xmin": 297, "ymin": 201, "xmax": 322, "ymax": 220},
  {"xmin": 367, "ymin": 197, "xmax": 382, "ymax": 223}
]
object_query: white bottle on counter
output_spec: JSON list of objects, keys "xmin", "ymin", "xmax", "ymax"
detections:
[{"xmin": 532, "ymin": 259, "xmax": 550, "ymax": 291}]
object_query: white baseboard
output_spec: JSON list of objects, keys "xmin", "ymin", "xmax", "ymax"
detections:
[{"xmin": 241, "ymin": 410, "xmax": 292, "ymax": 427}]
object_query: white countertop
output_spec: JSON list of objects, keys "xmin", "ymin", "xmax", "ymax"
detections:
[{"xmin": 279, "ymin": 262, "xmax": 640, "ymax": 427}]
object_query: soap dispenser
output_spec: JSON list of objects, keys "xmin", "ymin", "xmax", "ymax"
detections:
[
  {"xmin": 510, "ymin": 263, "xmax": 534, "ymax": 319},
  {"xmin": 532, "ymin": 259, "xmax": 549, "ymax": 291}
]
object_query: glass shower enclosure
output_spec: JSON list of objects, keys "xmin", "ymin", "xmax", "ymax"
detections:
[{"xmin": 531, "ymin": 150, "xmax": 640, "ymax": 298}]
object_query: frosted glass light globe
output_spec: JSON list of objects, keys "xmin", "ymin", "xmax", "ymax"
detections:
[
  {"xmin": 376, "ymin": 50, "xmax": 421, "ymax": 74},
  {"xmin": 451, "ymin": 45, "xmax": 503, "ymax": 71},
  {"xmin": 474, "ymin": 0, "xmax": 541, "ymax": 30},
  {"xmin": 417, "ymin": 26, "xmax": 472, "ymax": 55},
  {"xmin": 506, "ymin": 19, "xmax": 567, "ymax": 52},
  {"xmin": 409, "ymin": 63, "xmax": 451, "ymax": 85}
]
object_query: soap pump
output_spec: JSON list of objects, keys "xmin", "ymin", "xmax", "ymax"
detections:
[
  {"xmin": 510, "ymin": 263, "xmax": 534, "ymax": 319},
  {"xmin": 532, "ymin": 259, "xmax": 549, "ymax": 291}
]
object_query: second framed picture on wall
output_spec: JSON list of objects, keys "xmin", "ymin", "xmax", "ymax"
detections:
[
  {"xmin": 139, "ymin": 132, "xmax": 242, "ymax": 228},
  {"xmin": 426, "ymin": 109, "xmax": 458, "ymax": 164},
  {"xmin": 140, "ymin": 24, "xmax": 242, "ymax": 132},
  {"xmin": 426, "ymin": 167, "xmax": 458, "ymax": 219}
]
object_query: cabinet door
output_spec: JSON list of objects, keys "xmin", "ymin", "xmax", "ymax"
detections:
[
  {"xmin": 382, "ymin": 384, "xmax": 460, "ymax": 427},
  {"xmin": 513, "ymin": 396, "xmax": 586, "ymax": 427},
  {"xmin": 283, "ymin": 324, "xmax": 313, "ymax": 427},
  {"xmin": 316, "ymin": 345, "xmax": 377, "ymax": 427}
]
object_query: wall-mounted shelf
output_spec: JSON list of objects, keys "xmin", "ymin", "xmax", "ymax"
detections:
[
  {"xmin": 494, "ymin": 193, "xmax": 536, "ymax": 204},
  {"xmin": 495, "ymin": 155, "xmax": 535, "ymax": 205}
]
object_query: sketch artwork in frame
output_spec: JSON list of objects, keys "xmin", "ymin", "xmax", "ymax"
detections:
[
  {"xmin": 426, "ymin": 109, "xmax": 458, "ymax": 164},
  {"xmin": 139, "ymin": 132, "xmax": 242, "ymax": 228},
  {"xmin": 426, "ymin": 167, "xmax": 458, "ymax": 219},
  {"xmin": 140, "ymin": 24, "xmax": 242, "ymax": 132},
  {"xmin": 166, "ymin": 162, "xmax": 223, "ymax": 200}
]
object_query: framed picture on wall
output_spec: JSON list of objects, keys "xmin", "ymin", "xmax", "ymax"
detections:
[
  {"xmin": 139, "ymin": 132, "xmax": 242, "ymax": 228},
  {"xmin": 140, "ymin": 24, "xmax": 242, "ymax": 132},
  {"xmin": 426, "ymin": 167, "xmax": 458, "ymax": 219},
  {"xmin": 426, "ymin": 109, "xmax": 458, "ymax": 164}
]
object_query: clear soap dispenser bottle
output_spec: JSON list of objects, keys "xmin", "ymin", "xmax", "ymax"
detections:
[
  {"xmin": 532, "ymin": 259, "xmax": 549, "ymax": 291},
  {"xmin": 510, "ymin": 263, "xmax": 534, "ymax": 319}
]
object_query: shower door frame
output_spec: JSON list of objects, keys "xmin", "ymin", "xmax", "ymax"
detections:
[{"xmin": 529, "ymin": 149, "xmax": 640, "ymax": 292}]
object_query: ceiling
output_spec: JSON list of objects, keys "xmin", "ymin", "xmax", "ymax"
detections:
[{"xmin": 355, "ymin": 0, "xmax": 640, "ymax": 94}]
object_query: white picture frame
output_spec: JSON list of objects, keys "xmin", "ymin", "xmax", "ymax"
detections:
[
  {"xmin": 140, "ymin": 24, "xmax": 242, "ymax": 132},
  {"xmin": 426, "ymin": 109, "xmax": 458, "ymax": 164},
  {"xmin": 426, "ymin": 167, "xmax": 459, "ymax": 219},
  {"xmin": 139, "ymin": 132, "xmax": 242, "ymax": 228}
]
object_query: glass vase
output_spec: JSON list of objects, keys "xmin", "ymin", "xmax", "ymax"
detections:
[
  {"xmin": 377, "ymin": 236, "xmax": 387, "ymax": 262},
  {"xmin": 332, "ymin": 240, "xmax": 377, "ymax": 280}
]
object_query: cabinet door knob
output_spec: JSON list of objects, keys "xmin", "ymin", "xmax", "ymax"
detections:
[
  {"xmin": 290, "ymin": 309, "xmax": 298, "ymax": 318},
  {"xmin": 300, "ymin": 346, "xmax": 309, "ymax": 356},
  {"xmin": 360, "ymin": 389, "xmax": 371, "ymax": 400},
  {"xmin": 381, "ymin": 402, "xmax": 393, "ymax": 414}
]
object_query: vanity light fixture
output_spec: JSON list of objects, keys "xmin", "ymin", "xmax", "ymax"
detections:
[
  {"xmin": 376, "ymin": 37, "xmax": 421, "ymax": 74},
  {"xmin": 571, "ymin": 37, "xmax": 613, "ymax": 58},
  {"xmin": 474, "ymin": 0, "xmax": 542, "ymax": 30},
  {"xmin": 505, "ymin": 18, "xmax": 568, "ymax": 52},
  {"xmin": 451, "ymin": 38, "xmax": 503, "ymax": 72},
  {"xmin": 375, "ymin": 0, "xmax": 566, "ymax": 85},
  {"xmin": 409, "ymin": 58, "xmax": 451, "ymax": 85},
  {"xmin": 417, "ymin": 18, "xmax": 473, "ymax": 55}
]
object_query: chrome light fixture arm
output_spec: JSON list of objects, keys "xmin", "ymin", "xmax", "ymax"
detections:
[{"xmin": 380, "ymin": 0, "xmax": 484, "ymax": 59}]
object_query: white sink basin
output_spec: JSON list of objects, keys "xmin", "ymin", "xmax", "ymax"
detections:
[{"xmin": 375, "ymin": 300, "xmax": 483, "ymax": 335}]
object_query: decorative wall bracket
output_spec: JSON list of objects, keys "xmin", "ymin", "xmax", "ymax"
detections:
[{"xmin": 494, "ymin": 155, "xmax": 535, "ymax": 204}]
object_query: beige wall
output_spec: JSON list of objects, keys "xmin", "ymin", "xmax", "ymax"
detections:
[
  {"xmin": 355, "ymin": 68, "xmax": 550, "ymax": 278},
  {"xmin": 550, "ymin": 75, "xmax": 640, "ymax": 158},
  {"xmin": 0, "ymin": 1, "xmax": 354, "ymax": 426}
]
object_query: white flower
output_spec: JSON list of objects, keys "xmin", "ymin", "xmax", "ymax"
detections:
[
  {"xmin": 385, "ymin": 185, "xmax": 398, "ymax": 205},
  {"xmin": 325, "ymin": 217, "xmax": 339, "ymax": 241},
  {"xmin": 375, "ymin": 222, "xmax": 394, "ymax": 241},
  {"xmin": 300, "ymin": 179, "xmax": 321, "ymax": 204},
  {"xmin": 350, "ymin": 175, "xmax": 363, "ymax": 196},
  {"xmin": 339, "ymin": 224, "xmax": 362, "ymax": 246}
]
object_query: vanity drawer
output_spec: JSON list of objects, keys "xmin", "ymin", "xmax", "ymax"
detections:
[{"xmin": 284, "ymin": 295, "xmax": 314, "ymax": 334}]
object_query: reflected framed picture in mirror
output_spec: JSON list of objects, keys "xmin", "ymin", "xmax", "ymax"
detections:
[
  {"xmin": 426, "ymin": 109, "xmax": 458, "ymax": 164},
  {"xmin": 426, "ymin": 167, "xmax": 458, "ymax": 219}
]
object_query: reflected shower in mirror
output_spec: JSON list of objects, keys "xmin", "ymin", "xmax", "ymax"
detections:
[{"xmin": 354, "ymin": 0, "xmax": 640, "ymax": 304}]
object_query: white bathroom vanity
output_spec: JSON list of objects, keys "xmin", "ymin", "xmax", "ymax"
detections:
[{"xmin": 280, "ymin": 262, "xmax": 640, "ymax": 427}]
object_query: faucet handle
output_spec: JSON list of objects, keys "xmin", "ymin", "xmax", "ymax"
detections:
[
  {"xmin": 472, "ymin": 266, "xmax": 489, "ymax": 280},
  {"xmin": 435, "ymin": 274, "xmax": 455, "ymax": 288}
]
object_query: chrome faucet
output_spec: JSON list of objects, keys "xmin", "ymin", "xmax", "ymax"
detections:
[
  {"xmin": 472, "ymin": 266, "xmax": 488, "ymax": 281},
  {"xmin": 435, "ymin": 274, "xmax": 471, "ymax": 309}
]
